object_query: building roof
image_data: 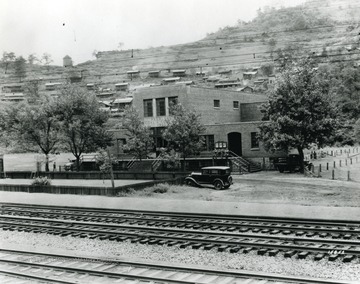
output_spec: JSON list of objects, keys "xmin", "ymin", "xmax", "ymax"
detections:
[
  {"xmin": 2, "ymin": 93, "xmax": 25, "ymax": 101},
  {"xmin": 162, "ymin": 77, "xmax": 181, "ymax": 82},
  {"xmin": 206, "ymin": 76, "xmax": 221, "ymax": 82},
  {"xmin": 218, "ymin": 78, "xmax": 239, "ymax": 83},
  {"xmin": 115, "ymin": 83, "xmax": 129, "ymax": 86},
  {"xmin": 215, "ymin": 82, "xmax": 242, "ymax": 88},
  {"xmin": 127, "ymin": 70, "xmax": 140, "ymax": 74},
  {"xmin": 45, "ymin": 82, "xmax": 62, "ymax": 86},
  {"xmin": 243, "ymin": 71, "xmax": 258, "ymax": 75},
  {"xmin": 237, "ymin": 86, "xmax": 254, "ymax": 92},
  {"xmin": 218, "ymin": 69, "xmax": 232, "ymax": 74},
  {"xmin": 113, "ymin": 97, "xmax": 133, "ymax": 104},
  {"xmin": 148, "ymin": 70, "xmax": 160, "ymax": 74},
  {"xmin": 63, "ymin": 55, "xmax": 71, "ymax": 59},
  {"xmin": 175, "ymin": 81, "xmax": 194, "ymax": 85},
  {"xmin": 172, "ymin": 69, "xmax": 186, "ymax": 73}
]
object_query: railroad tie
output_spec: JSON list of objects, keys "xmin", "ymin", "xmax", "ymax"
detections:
[
  {"xmin": 314, "ymin": 253, "xmax": 326, "ymax": 261},
  {"xmin": 343, "ymin": 255, "xmax": 355, "ymax": 263},
  {"xmin": 268, "ymin": 249, "xmax": 280, "ymax": 256},
  {"xmin": 298, "ymin": 251, "xmax": 310, "ymax": 259},
  {"xmin": 284, "ymin": 250, "xmax": 297, "ymax": 258}
]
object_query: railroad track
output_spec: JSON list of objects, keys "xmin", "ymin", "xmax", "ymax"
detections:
[
  {"xmin": 1, "ymin": 203, "xmax": 360, "ymax": 240},
  {"xmin": 0, "ymin": 248, "xmax": 354, "ymax": 284},
  {"xmin": 1, "ymin": 214, "xmax": 360, "ymax": 262}
]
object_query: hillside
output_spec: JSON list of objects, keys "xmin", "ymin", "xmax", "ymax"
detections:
[{"xmin": 1, "ymin": 0, "xmax": 360, "ymax": 96}]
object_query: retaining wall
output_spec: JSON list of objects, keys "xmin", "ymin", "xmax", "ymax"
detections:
[{"xmin": 0, "ymin": 177, "xmax": 184, "ymax": 196}]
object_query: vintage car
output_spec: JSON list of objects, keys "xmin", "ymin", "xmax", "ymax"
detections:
[{"xmin": 185, "ymin": 166, "xmax": 233, "ymax": 190}]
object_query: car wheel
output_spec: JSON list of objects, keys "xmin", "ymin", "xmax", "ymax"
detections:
[
  {"xmin": 214, "ymin": 180, "xmax": 223, "ymax": 190},
  {"xmin": 185, "ymin": 179, "xmax": 195, "ymax": 187}
]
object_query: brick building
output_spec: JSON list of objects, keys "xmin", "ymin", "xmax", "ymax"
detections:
[{"xmin": 109, "ymin": 84, "xmax": 279, "ymax": 163}]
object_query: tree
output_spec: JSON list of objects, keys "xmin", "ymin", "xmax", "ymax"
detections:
[
  {"xmin": 162, "ymin": 103, "xmax": 205, "ymax": 171},
  {"xmin": 121, "ymin": 107, "xmax": 153, "ymax": 160},
  {"xmin": 14, "ymin": 56, "xmax": 27, "ymax": 81},
  {"xmin": 55, "ymin": 84, "xmax": 113, "ymax": 170},
  {"xmin": 23, "ymin": 79, "xmax": 41, "ymax": 103},
  {"xmin": 1, "ymin": 51, "xmax": 16, "ymax": 74},
  {"xmin": 258, "ymin": 58, "xmax": 338, "ymax": 171},
  {"xmin": 28, "ymin": 54, "xmax": 38, "ymax": 66},
  {"xmin": 41, "ymin": 53, "xmax": 53, "ymax": 71},
  {"xmin": 354, "ymin": 118, "xmax": 360, "ymax": 143},
  {"xmin": 0, "ymin": 96, "xmax": 62, "ymax": 171}
]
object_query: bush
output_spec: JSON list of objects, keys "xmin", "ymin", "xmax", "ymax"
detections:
[
  {"xmin": 116, "ymin": 187, "xmax": 136, "ymax": 197},
  {"xmin": 31, "ymin": 176, "xmax": 51, "ymax": 186},
  {"xmin": 151, "ymin": 183, "xmax": 169, "ymax": 194}
]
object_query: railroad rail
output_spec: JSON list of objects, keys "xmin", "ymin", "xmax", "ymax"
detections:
[
  {"xmin": 0, "ymin": 248, "xmax": 354, "ymax": 284},
  {"xmin": 1, "ymin": 203, "xmax": 360, "ymax": 240},
  {"xmin": 1, "ymin": 214, "xmax": 360, "ymax": 262}
]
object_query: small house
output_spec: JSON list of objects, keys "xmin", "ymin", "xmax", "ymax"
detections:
[
  {"xmin": 172, "ymin": 69, "xmax": 186, "ymax": 77},
  {"xmin": 87, "ymin": 83, "xmax": 95, "ymax": 90},
  {"xmin": 206, "ymin": 76, "xmax": 221, "ymax": 82},
  {"xmin": 2, "ymin": 84, "xmax": 23, "ymax": 93},
  {"xmin": 175, "ymin": 81, "xmax": 194, "ymax": 86},
  {"xmin": 162, "ymin": 77, "xmax": 181, "ymax": 84},
  {"xmin": 2, "ymin": 93, "xmax": 25, "ymax": 102},
  {"xmin": 115, "ymin": 83, "xmax": 129, "ymax": 92},
  {"xmin": 218, "ymin": 69, "xmax": 232, "ymax": 75},
  {"xmin": 127, "ymin": 70, "xmax": 140, "ymax": 79},
  {"xmin": 148, "ymin": 70, "xmax": 160, "ymax": 78},
  {"xmin": 112, "ymin": 97, "xmax": 133, "ymax": 112},
  {"xmin": 45, "ymin": 82, "xmax": 62, "ymax": 91},
  {"xmin": 243, "ymin": 71, "xmax": 258, "ymax": 80}
]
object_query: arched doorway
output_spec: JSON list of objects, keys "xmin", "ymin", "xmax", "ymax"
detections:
[{"xmin": 227, "ymin": 132, "xmax": 242, "ymax": 156}]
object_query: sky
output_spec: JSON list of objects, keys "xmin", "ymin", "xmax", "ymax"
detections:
[{"xmin": 0, "ymin": 0, "xmax": 308, "ymax": 66}]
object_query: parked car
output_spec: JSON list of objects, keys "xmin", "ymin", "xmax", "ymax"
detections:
[{"xmin": 185, "ymin": 166, "xmax": 233, "ymax": 190}]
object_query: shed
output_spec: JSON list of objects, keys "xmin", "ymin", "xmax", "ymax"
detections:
[
  {"xmin": 2, "ymin": 84, "xmax": 23, "ymax": 93},
  {"xmin": 87, "ymin": 83, "xmax": 95, "ymax": 90}
]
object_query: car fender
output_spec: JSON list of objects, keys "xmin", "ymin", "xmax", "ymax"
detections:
[
  {"xmin": 213, "ymin": 178, "xmax": 224, "ymax": 186},
  {"xmin": 184, "ymin": 177, "xmax": 201, "ymax": 187}
]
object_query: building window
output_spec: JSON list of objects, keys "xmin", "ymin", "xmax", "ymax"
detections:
[
  {"xmin": 202, "ymin": 135, "xmax": 215, "ymax": 151},
  {"xmin": 156, "ymin": 98, "xmax": 166, "ymax": 116},
  {"xmin": 233, "ymin": 101, "xmax": 239, "ymax": 109},
  {"xmin": 143, "ymin": 99, "xmax": 153, "ymax": 117},
  {"xmin": 214, "ymin": 100, "xmax": 220, "ymax": 108},
  {"xmin": 251, "ymin": 132, "xmax": 259, "ymax": 149}
]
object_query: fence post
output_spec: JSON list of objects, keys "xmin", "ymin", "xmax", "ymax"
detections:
[
  {"xmin": 332, "ymin": 169, "xmax": 335, "ymax": 180},
  {"xmin": 339, "ymin": 160, "xmax": 342, "ymax": 167},
  {"xmin": 311, "ymin": 165, "xmax": 314, "ymax": 173},
  {"xmin": 347, "ymin": 171, "xmax": 350, "ymax": 181},
  {"xmin": 345, "ymin": 159, "xmax": 347, "ymax": 166},
  {"xmin": 326, "ymin": 162, "xmax": 329, "ymax": 170},
  {"xmin": 319, "ymin": 164, "xmax": 322, "ymax": 172},
  {"xmin": 333, "ymin": 161, "xmax": 336, "ymax": 168}
]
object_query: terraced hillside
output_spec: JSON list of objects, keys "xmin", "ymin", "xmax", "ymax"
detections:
[{"xmin": 1, "ymin": 0, "xmax": 360, "ymax": 97}]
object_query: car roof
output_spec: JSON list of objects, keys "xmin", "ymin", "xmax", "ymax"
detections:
[{"xmin": 201, "ymin": 166, "xmax": 230, "ymax": 170}]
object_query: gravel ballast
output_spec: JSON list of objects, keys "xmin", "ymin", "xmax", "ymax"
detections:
[{"xmin": 1, "ymin": 231, "xmax": 359, "ymax": 282}]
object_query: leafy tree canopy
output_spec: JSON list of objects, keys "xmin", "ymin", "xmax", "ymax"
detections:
[
  {"xmin": 121, "ymin": 106, "xmax": 154, "ymax": 160},
  {"xmin": 162, "ymin": 103, "xmax": 205, "ymax": 170},
  {"xmin": 258, "ymin": 58, "xmax": 338, "ymax": 164},
  {"xmin": 55, "ymin": 84, "xmax": 113, "ymax": 169}
]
